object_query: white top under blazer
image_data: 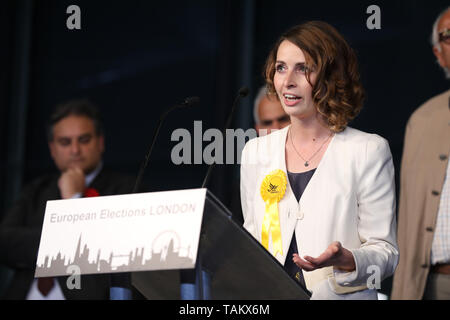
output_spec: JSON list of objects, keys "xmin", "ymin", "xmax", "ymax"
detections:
[{"xmin": 240, "ymin": 125, "xmax": 399, "ymax": 299}]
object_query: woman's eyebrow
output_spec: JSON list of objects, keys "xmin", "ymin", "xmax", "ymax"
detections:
[{"xmin": 275, "ymin": 60, "xmax": 306, "ymax": 65}]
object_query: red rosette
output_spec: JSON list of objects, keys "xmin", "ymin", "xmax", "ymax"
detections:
[{"xmin": 83, "ymin": 188, "xmax": 100, "ymax": 197}]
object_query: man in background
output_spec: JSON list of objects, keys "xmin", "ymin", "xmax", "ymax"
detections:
[
  {"xmin": 253, "ymin": 85, "xmax": 290, "ymax": 136},
  {"xmin": 391, "ymin": 7, "xmax": 450, "ymax": 300},
  {"xmin": 0, "ymin": 99, "xmax": 135, "ymax": 299}
]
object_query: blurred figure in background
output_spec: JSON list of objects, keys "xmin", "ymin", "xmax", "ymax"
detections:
[
  {"xmin": 391, "ymin": 6, "xmax": 450, "ymax": 300},
  {"xmin": 254, "ymin": 85, "xmax": 290, "ymax": 136},
  {"xmin": 0, "ymin": 99, "xmax": 135, "ymax": 300}
]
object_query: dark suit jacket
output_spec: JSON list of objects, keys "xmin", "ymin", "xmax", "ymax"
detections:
[{"xmin": 0, "ymin": 168, "xmax": 135, "ymax": 300}]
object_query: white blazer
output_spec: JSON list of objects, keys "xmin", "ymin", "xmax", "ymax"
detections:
[{"xmin": 240, "ymin": 125, "xmax": 399, "ymax": 299}]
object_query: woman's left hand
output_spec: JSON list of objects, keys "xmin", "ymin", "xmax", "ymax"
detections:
[{"xmin": 292, "ymin": 241, "xmax": 356, "ymax": 272}]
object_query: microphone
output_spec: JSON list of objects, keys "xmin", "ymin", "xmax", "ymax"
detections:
[
  {"xmin": 184, "ymin": 96, "xmax": 200, "ymax": 107},
  {"xmin": 201, "ymin": 87, "xmax": 249, "ymax": 189},
  {"xmin": 132, "ymin": 96, "xmax": 200, "ymax": 193}
]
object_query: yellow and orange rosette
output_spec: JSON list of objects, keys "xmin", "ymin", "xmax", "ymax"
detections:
[{"xmin": 260, "ymin": 169, "xmax": 287, "ymax": 257}]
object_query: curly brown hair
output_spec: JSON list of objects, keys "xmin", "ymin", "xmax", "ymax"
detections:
[{"xmin": 264, "ymin": 21, "xmax": 364, "ymax": 132}]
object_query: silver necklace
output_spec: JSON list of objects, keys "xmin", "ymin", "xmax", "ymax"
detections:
[{"xmin": 289, "ymin": 127, "xmax": 333, "ymax": 167}]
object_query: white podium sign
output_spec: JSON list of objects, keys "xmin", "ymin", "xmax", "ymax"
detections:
[{"xmin": 35, "ymin": 188, "xmax": 207, "ymax": 277}]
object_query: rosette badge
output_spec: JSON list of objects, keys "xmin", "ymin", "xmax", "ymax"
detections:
[
  {"xmin": 83, "ymin": 188, "xmax": 100, "ymax": 198},
  {"xmin": 260, "ymin": 169, "xmax": 287, "ymax": 257}
]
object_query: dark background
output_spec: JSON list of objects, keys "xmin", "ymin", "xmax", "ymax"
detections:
[{"xmin": 0, "ymin": 0, "xmax": 448, "ymax": 298}]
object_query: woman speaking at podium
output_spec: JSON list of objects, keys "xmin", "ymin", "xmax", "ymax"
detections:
[{"xmin": 240, "ymin": 21, "xmax": 398, "ymax": 299}]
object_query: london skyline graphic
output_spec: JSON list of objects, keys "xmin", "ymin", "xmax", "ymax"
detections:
[{"xmin": 35, "ymin": 232, "xmax": 195, "ymax": 277}]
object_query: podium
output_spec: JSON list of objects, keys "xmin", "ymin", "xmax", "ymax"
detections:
[{"xmin": 132, "ymin": 191, "xmax": 311, "ymax": 300}]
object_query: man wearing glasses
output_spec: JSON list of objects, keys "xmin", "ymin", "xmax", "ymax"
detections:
[
  {"xmin": 391, "ymin": 7, "xmax": 450, "ymax": 300},
  {"xmin": 434, "ymin": 10, "xmax": 450, "ymax": 79},
  {"xmin": 253, "ymin": 86, "xmax": 290, "ymax": 136}
]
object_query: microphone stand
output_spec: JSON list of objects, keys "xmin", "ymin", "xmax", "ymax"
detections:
[
  {"xmin": 132, "ymin": 97, "xmax": 199, "ymax": 193},
  {"xmin": 201, "ymin": 87, "xmax": 249, "ymax": 189}
]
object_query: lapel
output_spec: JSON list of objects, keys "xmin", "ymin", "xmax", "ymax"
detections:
[
  {"xmin": 277, "ymin": 126, "xmax": 299, "ymax": 212},
  {"xmin": 48, "ymin": 177, "xmax": 62, "ymax": 200},
  {"xmin": 87, "ymin": 168, "xmax": 106, "ymax": 195}
]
